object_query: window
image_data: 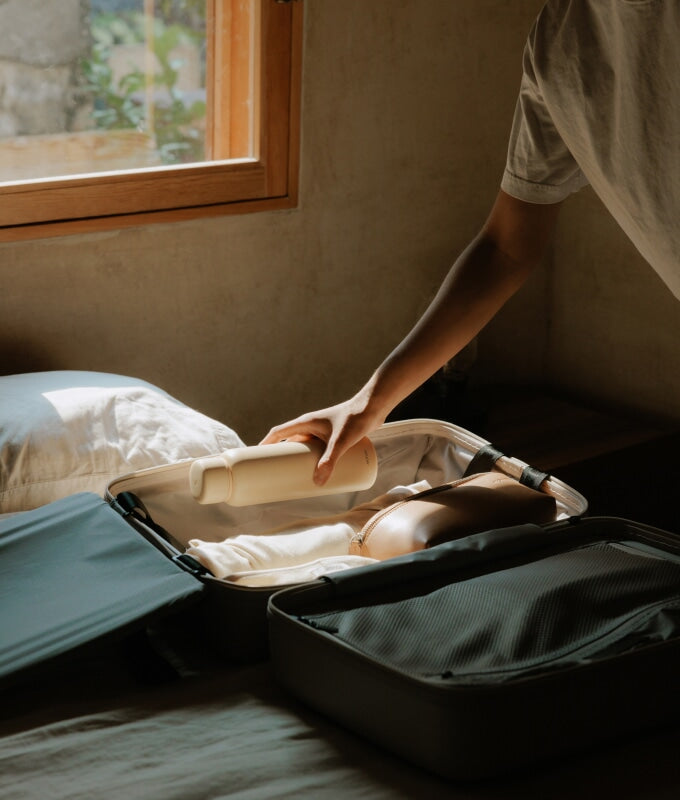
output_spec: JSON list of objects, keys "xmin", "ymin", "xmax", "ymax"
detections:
[{"xmin": 0, "ymin": 0, "xmax": 302, "ymax": 241}]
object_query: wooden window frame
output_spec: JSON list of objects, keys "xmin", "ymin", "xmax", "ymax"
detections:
[{"xmin": 0, "ymin": 0, "xmax": 302, "ymax": 243}]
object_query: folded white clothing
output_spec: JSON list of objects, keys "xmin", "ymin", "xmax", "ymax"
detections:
[
  {"xmin": 227, "ymin": 555, "xmax": 379, "ymax": 587},
  {"xmin": 186, "ymin": 480, "xmax": 431, "ymax": 580},
  {"xmin": 187, "ymin": 521, "xmax": 355, "ymax": 577}
]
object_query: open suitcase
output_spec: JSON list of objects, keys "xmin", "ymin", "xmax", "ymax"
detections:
[
  {"xmin": 268, "ymin": 515, "xmax": 680, "ymax": 780},
  {"xmin": 0, "ymin": 418, "xmax": 586, "ymax": 685}
]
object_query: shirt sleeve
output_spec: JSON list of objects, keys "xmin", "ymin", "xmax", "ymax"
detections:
[{"xmin": 501, "ymin": 33, "xmax": 589, "ymax": 204}]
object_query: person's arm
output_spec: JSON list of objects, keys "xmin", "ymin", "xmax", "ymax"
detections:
[{"xmin": 261, "ymin": 190, "xmax": 562, "ymax": 483}]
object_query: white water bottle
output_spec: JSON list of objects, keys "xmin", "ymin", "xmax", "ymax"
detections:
[{"xmin": 189, "ymin": 437, "xmax": 378, "ymax": 506}]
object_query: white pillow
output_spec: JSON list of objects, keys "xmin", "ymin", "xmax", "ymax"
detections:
[{"xmin": 0, "ymin": 371, "xmax": 245, "ymax": 513}]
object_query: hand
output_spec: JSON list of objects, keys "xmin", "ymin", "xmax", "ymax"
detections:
[{"xmin": 260, "ymin": 391, "xmax": 386, "ymax": 485}]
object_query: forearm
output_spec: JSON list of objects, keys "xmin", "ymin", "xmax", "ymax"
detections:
[
  {"xmin": 359, "ymin": 231, "xmax": 538, "ymax": 422},
  {"xmin": 262, "ymin": 191, "xmax": 560, "ymax": 482}
]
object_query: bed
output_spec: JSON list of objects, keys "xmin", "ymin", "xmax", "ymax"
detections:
[{"xmin": 1, "ymin": 371, "xmax": 678, "ymax": 800}]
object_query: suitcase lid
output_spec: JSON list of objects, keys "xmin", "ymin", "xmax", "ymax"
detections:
[{"xmin": 0, "ymin": 491, "xmax": 204, "ymax": 686}]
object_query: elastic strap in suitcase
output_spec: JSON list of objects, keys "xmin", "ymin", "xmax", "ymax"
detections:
[
  {"xmin": 464, "ymin": 443, "xmax": 550, "ymax": 491},
  {"xmin": 113, "ymin": 491, "xmax": 211, "ymax": 577},
  {"xmin": 463, "ymin": 443, "xmax": 504, "ymax": 476}
]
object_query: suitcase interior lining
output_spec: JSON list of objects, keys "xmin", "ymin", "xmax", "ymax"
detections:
[{"xmin": 106, "ymin": 420, "xmax": 588, "ymax": 582}]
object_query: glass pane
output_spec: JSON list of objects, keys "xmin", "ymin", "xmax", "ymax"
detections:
[{"xmin": 0, "ymin": 0, "xmax": 251, "ymax": 184}]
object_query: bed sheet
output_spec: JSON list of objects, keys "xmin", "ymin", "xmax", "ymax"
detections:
[
  {"xmin": 0, "ymin": 370, "xmax": 676, "ymax": 799},
  {"xmin": 1, "ymin": 632, "xmax": 679, "ymax": 800}
]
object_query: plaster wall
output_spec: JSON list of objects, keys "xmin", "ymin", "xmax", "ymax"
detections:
[
  {"xmin": 477, "ymin": 162, "xmax": 680, "ymax": 425},
  {"xmin": 2, "ymin": 0, "xmax": 676, "ymax": 444},
  {"xmin": 546, "ymin": 190, "xmax": 680, "ymax": 421}
]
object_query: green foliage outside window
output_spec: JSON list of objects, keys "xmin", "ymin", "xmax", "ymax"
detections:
[{"xmin": 81, "ymin": 6, "xmax": 207, "ymax": 165}]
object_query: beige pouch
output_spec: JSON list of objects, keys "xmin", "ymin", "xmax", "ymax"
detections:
[{"xmin": 350, "ymin": 471, "xmax": 557, "ymax": 560}]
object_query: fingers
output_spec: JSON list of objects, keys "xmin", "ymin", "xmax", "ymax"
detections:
[
  {"xmin": 312, "ymin": 420, "xmax": 365, "ymax": 485},
  {"xmin": 259, "ymin": 417, "xmax": 331, "ymax": 446},
  {"xmin": 260, "ymin": 416, "xmax": 339, "ymax": 486},
  {"xmin": 260, "ymin": 399, "xmax": 377, "ymax": 486},
  {"xmin": 313, "ymin": 439, "xmax": 339, "ymax": 486}
]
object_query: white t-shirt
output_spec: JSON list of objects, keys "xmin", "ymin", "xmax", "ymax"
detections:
[{"xmin": 501, "ymin": 0, "xmax": 680, "ymax": 299}]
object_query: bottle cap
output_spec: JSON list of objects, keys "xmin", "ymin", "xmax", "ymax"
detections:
[{"xmin": 189, "ymin": 456, "xmax": 232, "ymax": 504}]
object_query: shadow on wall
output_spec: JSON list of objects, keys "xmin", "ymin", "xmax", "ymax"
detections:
[{"xmin": 0, "ymin": 341, "xmax": 57, "ymax": 376}]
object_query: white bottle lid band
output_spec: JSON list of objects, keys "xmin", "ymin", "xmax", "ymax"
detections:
[{"xmin": 190, "ymin": 456, "xmax": 232, "ymax": 504}]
